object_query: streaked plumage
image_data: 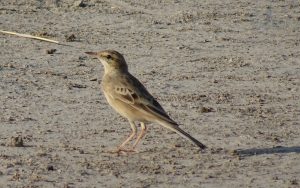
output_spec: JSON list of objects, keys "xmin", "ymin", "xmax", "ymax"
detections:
[{"xmin": 86, "ymin": 50, "xmax": 206, "ymax": 152}]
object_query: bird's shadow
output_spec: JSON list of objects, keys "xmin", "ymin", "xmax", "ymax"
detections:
[{"xmin": 235, "ymin": 146, "xmax": 300, "ymax": 158}]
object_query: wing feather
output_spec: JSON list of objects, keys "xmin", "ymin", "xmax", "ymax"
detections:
[{"xmin": 112, "ymin": 73, "xmax": 178, "ymax": 125}]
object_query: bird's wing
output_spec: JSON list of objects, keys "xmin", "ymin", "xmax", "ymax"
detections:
[{"xmin": 112, "ymin": 73, "xmax": 178, "ymax": 125}]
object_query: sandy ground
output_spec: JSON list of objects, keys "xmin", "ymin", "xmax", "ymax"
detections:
[{"xmin": 1, "ymin": 0, "xmax": 300, "ymax": 187}]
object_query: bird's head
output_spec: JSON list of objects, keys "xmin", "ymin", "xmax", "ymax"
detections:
[{"xmin": 85, "ymin": 50, "xmax": 128, "ymax": 73}]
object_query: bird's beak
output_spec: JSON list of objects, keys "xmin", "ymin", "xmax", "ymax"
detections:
[{"xmin": 85, "ymin": 52, "xmax": 98, "ymax": 56}]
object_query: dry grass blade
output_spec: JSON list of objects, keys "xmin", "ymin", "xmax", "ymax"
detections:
[{"xmin": 0, "ymin": 29, "xmax": 60, "ymax": 44}]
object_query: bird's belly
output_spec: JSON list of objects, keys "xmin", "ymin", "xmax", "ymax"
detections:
[{"xmin": 104, "ymin": 92, "xmax": 149, "ymax": 122}]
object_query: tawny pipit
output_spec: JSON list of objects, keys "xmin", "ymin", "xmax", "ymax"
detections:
[{"xmin": 86, "ymin": 50, "xmax": 206, "ymax": 152}]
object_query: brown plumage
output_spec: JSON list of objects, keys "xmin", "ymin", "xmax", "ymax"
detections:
[{"xmin": 86, "ymin": 50, "xmax": 206, "ymax": 153}]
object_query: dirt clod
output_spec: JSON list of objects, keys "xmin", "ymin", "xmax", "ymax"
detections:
[{"xmin": 8, "ymin": 136, "xmax": 24, "ymax": 147}]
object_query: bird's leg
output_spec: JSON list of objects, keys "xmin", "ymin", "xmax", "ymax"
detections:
[
  {"xmin": 114, "ymin": 120, "xmax": 137, "ymax": 153},
  {"xmin": 132, "ymin": 122, "xmax": 147, "ymax": 149}
]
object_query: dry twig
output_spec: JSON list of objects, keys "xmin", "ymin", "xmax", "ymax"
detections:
[{"xmin": 0, "ymin": 29, "xmax": 60, "ymax": 44}]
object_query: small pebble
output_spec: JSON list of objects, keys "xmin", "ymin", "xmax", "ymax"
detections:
[
  {"xmin": 73, "ymin": 0, "xmax": 85, "ymax": 7},
  {"xmin": 47, "ymin": 165, "xmax": 54, "ymax": 171},
  {"xmin": 46, "ymin": 49, "xmax": 56, "ymax": 54},
  {"xmin": 65, "ymin": 34, "xmax": 76, "ymax": 42},
  {"xmin": 200, "ymin": 107, "xmax": 214, "ymax": 113}
]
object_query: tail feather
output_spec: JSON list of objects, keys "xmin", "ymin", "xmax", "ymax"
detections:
[{"xmin": 157, "ymin": 120, "xmax": 207, "ymax": 149}]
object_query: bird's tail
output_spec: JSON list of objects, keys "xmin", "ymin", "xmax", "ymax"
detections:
[{"xmin": 157, "ymin": 120, "xmax": 207, "ymax": 149}]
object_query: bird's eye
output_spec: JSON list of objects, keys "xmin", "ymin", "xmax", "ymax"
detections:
[{"xmin": 107, "ymin": 55, "xmax": 112, "ymax": 59}]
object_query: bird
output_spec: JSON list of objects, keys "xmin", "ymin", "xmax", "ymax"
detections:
[{"xmin": 85, "ymin": 50, "xmax": 206, "ymax": 153}]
